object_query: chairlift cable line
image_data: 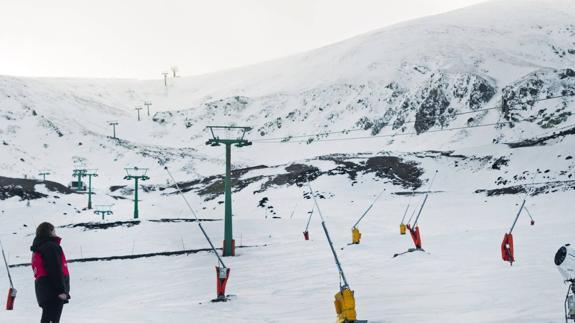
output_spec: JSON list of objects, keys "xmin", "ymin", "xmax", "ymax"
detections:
[
  {"xmin": 252, "ymin": 107, "xmax": 506, "ymax": 143},
  {"xmin": 253, "ymin": 93, "xmax": 575, "ymax": 144},
  {"xmin": 257, "ymin": 121, "xmax": 509, "ymax": 144}
]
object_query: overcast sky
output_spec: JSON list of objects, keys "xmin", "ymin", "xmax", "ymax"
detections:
[{"xmin": 0, "ymin": 0, "xmax": 487, "ymax": 79}]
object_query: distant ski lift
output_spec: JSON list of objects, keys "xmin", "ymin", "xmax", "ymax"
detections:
[
  {"xmin": 124, "ymin": 167, "xmax": 149, "ymax": 178},
  {"xmin": 68, "ymin": 181, "xmax": 87, "ymax": 191},
  {"xmin": 205, "ymin": 126, "xmax": 252, "ymax": 147},
  {"xmin": 94, "ymin": 204, "xmax": 114, "ymax": 220}
]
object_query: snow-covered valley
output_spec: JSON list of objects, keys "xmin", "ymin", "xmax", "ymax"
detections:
[{"xmin": 1, "ymin": 0, "xmax": 575, "ymax": 322}]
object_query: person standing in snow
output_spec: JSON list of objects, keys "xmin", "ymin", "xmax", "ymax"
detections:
[{"xmin": 31, "ymin": 222, "xmax": 70, "ymax": 323}]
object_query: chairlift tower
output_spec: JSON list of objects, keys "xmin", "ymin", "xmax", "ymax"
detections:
[
  {"xmin": 108, "ymin": 121, "xmax": 119, "ymax": 139},
  {"xmin": 135, "ymin": 108, "xmax": 143, "ymax": 121},
  {"xmin": 162, "ymin": 72, "xmax": 169, "ymax": 87},
  {"xmin": 206, "ymin": 126, "xmax": 252, "ymax": 257},
  {"xmin": 38, "ymin": 171, "xmax": 50, "ymax": 182},
  {"xmin": 144, "ymin": 102, "xmax": 152, "ymax": 116},
  {"xmin": 85, "ymin": 169, "xmax": 98, "ymax": 209},
  {"xmin": 94, "ymin": 204, "xmax": 113, "ymax": 221},
  {"xmin": 124, "ymin": 167, "xmax": 150, "ymax": 219},
  {"xmin": 72, "ymin": 168, "xmax": 87, "ymax": 191}
]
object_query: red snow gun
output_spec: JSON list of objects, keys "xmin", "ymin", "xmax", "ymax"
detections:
[
  {"xmin": 501, "ymin": 233, "xmax": 514, "ymax": 264},
  {"xmin": 406, "ymin": 224, "xmax": 422, "ymax": 249},
  {"xmin": 5, "ymin": 288, "xmax": 16, "ymax": 310},
  {"xmin": 214, "ymin": 266, "xmax": 230, "ymax": 302},
  {"xmin": 303, "ymin": 207, "xmax": 314, "ymax": 241},
  {"xmin": 406, "ymin": 192, "xmax": 429, "ymax": 250},
  {"xmin": 501, "ymin": 199, "xmax": 534, "ymax": 265},
  {"xmin": 1, "ymin": 240, "xmax": 16, "ymax": 310}
]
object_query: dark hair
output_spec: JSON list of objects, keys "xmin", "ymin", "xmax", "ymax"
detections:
[{"xmin": 36, "ymin": 222, "xmax": 55, "ymax": 238}]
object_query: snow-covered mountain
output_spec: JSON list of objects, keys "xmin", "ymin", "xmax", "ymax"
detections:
[{"xmin": 1, "ymin": 0, "xmax": 575, "ymax": 322}]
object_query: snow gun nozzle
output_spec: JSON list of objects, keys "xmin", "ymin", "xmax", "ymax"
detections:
[{"xmin": 531, "ymin": 220, "xmax": 535, "ymax": 226}]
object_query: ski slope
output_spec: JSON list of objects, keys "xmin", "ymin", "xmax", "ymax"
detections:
[{"xmin": 0, "ymin": 0, "xmax": 575, "ymax": 321}]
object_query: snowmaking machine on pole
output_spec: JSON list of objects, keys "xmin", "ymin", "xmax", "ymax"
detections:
[
  {"xmin": 307, "ymin": 183, "xmax": 368, "ymax": 323},
  {"xmin": 303, "ymin": 206, "xmax": 314, "ymax": 240},
  {"xmin": 0, "ymin": 240, "xmax": 16, "ymax": 310},
  {"xmin": 406, "ymin": 170, "xmax": 438, "ymax": 250},
  {"xmin": 555, "ymin": 244, "xmax": 575, "ymax": 322},
  {"xmin": 501, "ymin": 193, "xmax": 535, "ymax": 265},
  {"xmin": 165, "ymin": 166, "xmax": 233, "ymax": 302}
]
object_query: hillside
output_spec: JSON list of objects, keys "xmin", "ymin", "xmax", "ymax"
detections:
[{"xmin": 0, "ymin": 0, "xmax": 575, "ymax": 322}]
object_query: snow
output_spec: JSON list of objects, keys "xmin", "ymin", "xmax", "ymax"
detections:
[{"xmin": 0, "ymin": 0, "xmax": 575, "ymax": 321}]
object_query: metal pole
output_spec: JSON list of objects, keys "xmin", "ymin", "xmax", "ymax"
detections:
[
  {"xmin": 509, "ymin": 199, "xmax": 526, "ymax": 234},
  {"xmin": 410, "ymin": 170, "xmax": 438, "ymax": 227},
  {"xmin": 223, "ymin": 143, "xmax": 233, "ymax": 256},
  {"xmin": 88, "ymin": 175, "xmax": 93, "ymax": 209},
  {"xmin": 401, "ymin": 190, "xmax": 416, "ymax": 223},
  {"xmin": 0, "ymin": 240, "xmax": 14, "ymax": 288},
  {"xmin": 289, "ymin": 202, "xmax": 298, "ymax": 219},
  {"xmin": 76, "ymin": 171, "xmax": 82, "ymax": 190},
  {"xmin": 321, "ymin": 221, "xmax": 349, "ymax": 289},
  {"xmin": 352, "ymin": 188, "xmax": 385, "ymax": 228},
  {"xmin": 134, "ymin": 177, "xmax": 139, "ymax": 219},
  {"xmin": 412, "ymin": 194, "xmax": 429, "ymax": 227},
  {"xmin": 164, "ymin": 167, "xmax": 227, "ymax": 268},
  {"xmin": 308, "ymin": 184, "xmax": 350, "ymax": 289},
  {"xmin": 145, "ymin": 102, "xmax": 152, "ymax": 116},
  {"xmin": 113, "ymin": 124, "xmax": 116, "ymax": 138},
  {"xmin": 305, "ymin": 207, "xmax": 314, "ymax": 232}
]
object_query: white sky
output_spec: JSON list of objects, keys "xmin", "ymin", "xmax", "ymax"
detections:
[{"xmin": 0, "ymin": 0, "xmax": 487, "ymax": 79}]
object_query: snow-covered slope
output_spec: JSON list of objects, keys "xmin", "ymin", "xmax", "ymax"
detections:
[{"xmin": 1, "ymin": 0, "xmax": 575, "ymax": 322}]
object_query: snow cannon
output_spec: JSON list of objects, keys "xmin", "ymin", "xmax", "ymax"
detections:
[
  {"xmin": 406, "ymin": 225, "xmax": 422, "ymax": 249},
  {"xmin": 303, "ymin": 231, "xmax": 309, "ymax": 240},
  {"xmin": 399, "ymin": 223, "xmax": 406, "ymax": 235},
  {"xmin": 555, "ymin": 244, "xmax": 575, "ymax": 321},
  {"xmin": 556, "ymin": 244, "xmax": 575, "ymax": 282},
  {"xmin": 351, "ymin": 227, "xmax": 361, "ymax": 244},
  {"xmin": 213, "ymin": 266, "xmax": 231, "ymax": 302},
  {"xmin": 501, "ymin": 233, "xmax": 514, "ymax": 264},
  {"xmin": 334, "ymin": 288, "xmax": 367, "ymax": 323},
  {"xmin": 5, "ymin": 288, "xmax": 16, "ymax": 310}
]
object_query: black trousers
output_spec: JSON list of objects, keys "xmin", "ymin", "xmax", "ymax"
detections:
[{"xmin": 41, "ymin": 301, "xmax": 64, "ymax": 323}]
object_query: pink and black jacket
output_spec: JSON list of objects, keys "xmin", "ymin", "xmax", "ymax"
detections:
[{"xmin": 31, "ymin": 236, "xmax": 70, "ymax": 306}]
